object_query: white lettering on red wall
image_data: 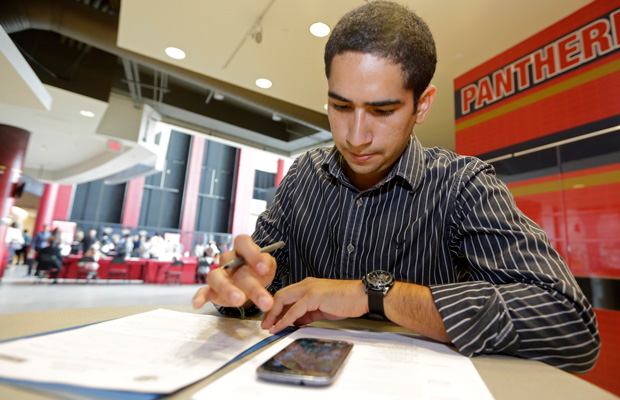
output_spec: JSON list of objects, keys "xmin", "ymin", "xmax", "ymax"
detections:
[{"xmin": 457, "ymin": 9, "xmax": 620, "ymax": 118}]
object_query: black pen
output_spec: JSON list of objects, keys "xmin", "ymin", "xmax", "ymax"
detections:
[{"xmin": 221, "ymin": 241, "xmax": 285, "ymax": 270}]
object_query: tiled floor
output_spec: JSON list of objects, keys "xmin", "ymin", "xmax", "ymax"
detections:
[{"xmin": 0, "ymin": 263, "xmax": 203, "ymax": 315}]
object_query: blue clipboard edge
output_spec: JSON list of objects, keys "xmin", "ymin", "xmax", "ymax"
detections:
[{"xmin": 0, "ymin": 315, "xmax": 297, "ymax": 400}]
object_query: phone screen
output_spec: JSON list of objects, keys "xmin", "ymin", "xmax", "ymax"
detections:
[{"xmin": 256, "ymin": 338, "xmax": 353, "ymax": 386}]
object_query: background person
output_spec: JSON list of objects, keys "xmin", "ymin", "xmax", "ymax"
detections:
[
  {"xmin": 81, "ymin": 229, "xmax": 98, "ymax": 255},
  {"xmin": 30, "ymin": 224, "xmax": 51, "ymax": 254},
  {"xmin": 4, "ymin": 222, "xmax": 24, "ymax": 266},
  {"xmin": 14, "ymin": 229, "xmax": 31, "ymax": 264},
  {"xmin": 28, "ymin": 224, "xmax": 51, "ymax": 276},
  {"xmin": 116, "ymin": 234, "xmax": 134, "ymax": 259},
  {"xmin": 35, "ymin": 237, "xmax": 63, "ymax": 283}
]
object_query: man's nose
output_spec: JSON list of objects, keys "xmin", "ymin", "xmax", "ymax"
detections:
[{"xmin": 347, "ymin": 109, "xmax": 372, "ymax": 147}]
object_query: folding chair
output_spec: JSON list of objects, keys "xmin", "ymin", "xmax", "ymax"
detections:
[
  {"xmin": 107, "ymin": 257, "xmax": 129, "ymax": 283},
  {"xmin": 164, "ymin": 260, "xmax": 183, "ymax": 284}
]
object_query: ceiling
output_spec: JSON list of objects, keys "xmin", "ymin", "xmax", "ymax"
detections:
[{"xmin": 0, "ymin": 0, "xmax": 593, "ymax": 185}]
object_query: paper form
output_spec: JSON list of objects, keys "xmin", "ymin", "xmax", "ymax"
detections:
[
  {"xmin": 0, "ymin": 309, "xmax": 273, "ymax": 393},
  {"xmin": 194, "ymin": 326, "xmax": 495, "ymax": 400}
]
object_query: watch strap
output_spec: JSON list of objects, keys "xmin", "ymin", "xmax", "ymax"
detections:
[{"xmin": 367, "ymin": 288, "xmax": 387, "ymax": 321}]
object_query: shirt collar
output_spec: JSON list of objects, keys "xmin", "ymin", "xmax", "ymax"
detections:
[{"xmin": 321, "ymin": 135, "xmax": 426, "ymax": 192}]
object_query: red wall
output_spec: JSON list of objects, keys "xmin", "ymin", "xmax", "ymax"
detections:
[
  {"xmin": 581, "ymin": 309, "xmax": 620, "ymax": 396},
  {"xmin": 507, "ymin": 162, "xmax": 620, "ymax": 279},
  {"xmin": 454, "ymin": 2, "xmax": 620, "ymax": 395}
]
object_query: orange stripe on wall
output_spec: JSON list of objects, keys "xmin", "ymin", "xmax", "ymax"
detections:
[
  {"xmin": 509, "ymin": 170, "xmax": 620, "ymax": 197},
  {"xmin": 455, "ymin": 55, "xmax": 620, "ymax": 130},
  {"xmin": 506, "ymin": 163, "xmax": 620, "ymax": 197},
  {"xmin": 455, "ymin": 70, "xmax": 620, "ymax": 156}
]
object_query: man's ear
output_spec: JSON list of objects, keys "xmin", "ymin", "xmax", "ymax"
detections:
[{"xmin": 415, "ymin": 85, "xmax": 436, "ymax": 124}]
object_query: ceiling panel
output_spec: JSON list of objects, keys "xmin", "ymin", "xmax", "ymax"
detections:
[{"xmin": 0, "ymin": 0, "xmax": 594, "ymax": 185}]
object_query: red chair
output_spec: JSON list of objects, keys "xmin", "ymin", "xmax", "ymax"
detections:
[
  {"xmin": 107, "ymin": 257, "xmax": 129, "ymax": 283},
  {"xmin": 164, "ymin": 260, "xmax": 183, "ymax": 284}
]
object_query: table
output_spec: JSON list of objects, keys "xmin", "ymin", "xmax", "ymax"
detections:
[
  {"xmin": 60, "ymin": 256, "xmax": 144, "ymax": 281},
  {"xmin": 0, "ymin": 305, "xmax": 617, "ymax": 400},
  {"xmin": 60, "ymin": 257, "xmax": 198, "ymax": 283},
  {"xmin": 142, "ymin": 259, "xmax": 197, "ymax": 284}
]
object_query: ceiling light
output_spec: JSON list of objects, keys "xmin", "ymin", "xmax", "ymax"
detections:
[
  {"xmin": 310, "ymin": 22, "xmax": 330, "ymax": 37},
  {"xmin": 213, "ymin": 93, "xmax": 225, "ymax": 101},
  {"xmin": 272, "ymin": 113, "xmax": 282, "ymax": 121},
  {"xmin": 80, "ymin": 110, "xmax": 95, "ymax": 117},
  {"xmin": 165, "ymin": 47, "xmax": 186, "ymax": 60},
  {"xmin": 11, "ymin": 206, "xmax": 28, "ymax": 218},
  {"xmin": 324, "ymin": 104, "xmax": 328, "ymax": 110},
  {"xmin": 256, "ymin": 78, "xmax": 272, "ymax": 89}
]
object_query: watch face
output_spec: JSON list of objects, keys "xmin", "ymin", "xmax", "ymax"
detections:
[{"xmin": 366, "ymin": 270, "xmax": 394, "ymax": 287}]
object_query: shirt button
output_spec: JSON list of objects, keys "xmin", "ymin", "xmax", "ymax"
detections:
[
  {"xmin": 356, "ymin": 198, "xmax": 363, "ymax": 206},
  {"xmin": 347, "ymin": 244, "xmax": 355, "ymax": 253}
]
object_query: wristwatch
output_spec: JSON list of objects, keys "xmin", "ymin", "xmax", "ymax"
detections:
[{"xmin": 362, "ymin": 270, "xmax": 395, "ymax": 320}]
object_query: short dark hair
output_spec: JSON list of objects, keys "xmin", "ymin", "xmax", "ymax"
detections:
[{"xmin": 324, "ymin": 1, "xmax": 437, "ymax": 109}]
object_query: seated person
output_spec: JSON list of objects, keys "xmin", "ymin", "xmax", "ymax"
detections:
[
  {"xmin": 196, "ymin": 253, "xmax": 220, "ymax": 284},
  {"xmin": 193, "ymin": 1, "xmax": 600, "ymax": 374},
  {"xmin": 35, "ymin": 237, "xmax": 63, "ymax": 283},
  {"xmin": 77, "ymin": 244, "xmax": 101, "ymax": 280}
]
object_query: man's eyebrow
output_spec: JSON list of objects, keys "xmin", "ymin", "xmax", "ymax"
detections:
[
  {"xmin": 327, "ymin": 91, "xmax": 402, "ymax": 107},
  {"xmin": 367, "ymin": 99, "xmax": 402, "ymax": 107},
  {"xmin": 328, "ymin": 91, "xmax": 350, "ymax": 102}
]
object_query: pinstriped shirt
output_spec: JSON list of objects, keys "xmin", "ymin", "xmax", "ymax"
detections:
[{"xmin": 252, "ymin": 136, "xmax": 600, "ymax": 373}]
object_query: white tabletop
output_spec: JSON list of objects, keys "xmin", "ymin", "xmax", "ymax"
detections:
[{"xmin": 0, "ymin": 305, "xmax": 616, "ymax": 400}]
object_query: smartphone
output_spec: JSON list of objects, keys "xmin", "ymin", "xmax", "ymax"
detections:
[{"xmin": 256, "ymin": 338, "xmax": 353, "ymax": 386}]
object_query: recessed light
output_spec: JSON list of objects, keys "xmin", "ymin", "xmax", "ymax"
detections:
[
  {"xmin": 256, "ymin": 78, "xmax": 272, "ymax": 89},
  {"xmin": 11, "ymin": 206, "xmax": 28, "ymax": 218},
  {"xmin": 213, "ymin": 93, "xmax": 225, "ymax": 101},
  {"xmin": 324, "ymin": 103, "xmax": 328, "ymax": 110},
  {"xmin": 272, "ymin": 113, "xmax": 282, "ymax": 121},
  {"xmin": 80, "ymin": 110, "xmax": 95, "ymax": 117},
  {"xmin": 165, "ymin": 47, "xmax": 186, "ymax": 60},
  {"xmin": 310, "ymin": 22, "xmax": 330, "ymax": 37}
]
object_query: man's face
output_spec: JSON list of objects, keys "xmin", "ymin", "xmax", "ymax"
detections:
[{"xmin": 327, "ymin": 52, "xmax": 429, "ymax": 191}]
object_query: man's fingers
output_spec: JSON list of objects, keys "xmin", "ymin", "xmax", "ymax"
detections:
[
  {"xmin": 269, "ymin": 299, "xmax": 313, "ymax": 334},
  {"xmin": 192, "ymin": 286, "xmax": 209, "ymax": 309},
  {"xmin": 262, "ymin": 284, "xmax": 309, "ymax": 331},
  {"xmin": 193, "ymin": 235, "xmax": 279, "ymax": 311},
  {"xmin": 261, "ymin": 297, "xmax": 285, "ymax": 329},
  {"xmin": 230, "ymin": 265, "xmax": 273, "ymax": 310},
  {"xmin": 206, "ymin": 268, "xmax": 247, "ymax": 307}
]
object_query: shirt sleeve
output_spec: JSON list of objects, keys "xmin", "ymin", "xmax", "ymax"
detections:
[{"xmin": 429, "ymin": 161, "xmax": 600, "ymax": 373}]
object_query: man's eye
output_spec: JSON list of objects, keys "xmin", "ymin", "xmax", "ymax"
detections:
[
  {"xmin": 373, "ymin": 108, "xmax": 394, "ymax": 116},
  {"xmin": 332, "ymin": 103, "xmax": 351, "ymax": 111}
]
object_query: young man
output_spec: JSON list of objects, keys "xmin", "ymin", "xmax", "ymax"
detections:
[{"xmin": 193, "ymin": 1, "xmax": 599, "ymax": 373}]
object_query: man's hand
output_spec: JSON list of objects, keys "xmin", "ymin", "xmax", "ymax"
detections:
[
  {"xmin": 192, "ymin": 235, "xmax": 277, "ymax": 311},
  {"xmin": 261, "ymin": 277, "xmax": 368, "ymax": 334}
]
